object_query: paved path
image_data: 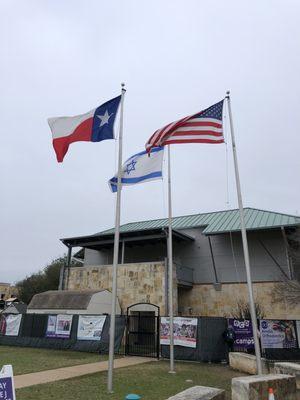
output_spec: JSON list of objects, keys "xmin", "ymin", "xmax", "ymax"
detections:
[{"xmin": 15, "ymin": 357, "xmax": 154, "ymax": 389}]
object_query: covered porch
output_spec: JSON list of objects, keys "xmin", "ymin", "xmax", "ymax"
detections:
[{"xmin": 60, "ymin": 228, "xmax": 195, "ymax": 314}]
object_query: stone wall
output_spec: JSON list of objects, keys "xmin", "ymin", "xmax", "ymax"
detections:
[
  {"xmin": 66, "ymin": 264, "xmax": 298, "ymax": 319},
  {"xmin": 178, "ymin": 282, "xmax": 300, "ymax": 319},
  {"xmin": 0, "ymin": 283, "xmax": 17, "ymax": 299},
  {"xmin": 66, "ymin": 262, "xmax": 172, "ymax": 315}
]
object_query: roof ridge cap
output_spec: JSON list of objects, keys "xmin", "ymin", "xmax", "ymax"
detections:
[
  {"xmin": 246, "ymin": 207, "xmax": 300, "ymax": 219},
  {"xmin": 98, "ymin": 208, "xmax": 243, "ymax": 234}
]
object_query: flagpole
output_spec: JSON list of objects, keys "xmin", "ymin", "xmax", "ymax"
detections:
[
  {"xmin": 107, "ymin": 83, "xmax": 126, "ymax": 393},
  {"xmin": 226, "ymin": 91, "xmax": 263, "ymax": 375},
  {"xmin": 167, "ymin": 145, "xmax": 175, "ymax": 373}
]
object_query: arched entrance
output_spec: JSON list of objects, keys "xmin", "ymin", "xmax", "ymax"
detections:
[{"xmin": 126, "ymin": 302, "xmax": 160, "ymax": 358}]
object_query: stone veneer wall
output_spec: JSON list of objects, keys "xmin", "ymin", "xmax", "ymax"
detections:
[
  {"xmin": 178, "ymin": 282, "xmax": 300, "ymax": 319},
  {"xmin": 66, "ymin": 264, "xmax": 298, "ymax": 319},
  {"xmin": 0, "ymin": 283, "xmax": 17, "ymax": 299},
  {"xmin": 66, "ymin": 262, "xmax": 172, "ymax": 315}
]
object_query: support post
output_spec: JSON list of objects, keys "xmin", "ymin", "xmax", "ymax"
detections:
[
  {"xmin": 58, "ymin": 266, "xmax": 64, "ymax": 290},
  {"xmin": 107, "ymin": 83, "xmax": 126, "ymax": 393},
  {"xmin": 62, "ymin": 246, "xmax": 72, "ymax": 290},
  {"xmin": 226, "ymin": 91, "xmax": 263, "ymax": 375},
  {"xmin": 167, "ymin": 145, "xmax": 175, "ymax": 373},
  {"xmin": 121, "ymin": 240, "xmax": 125, "ymax": 264}
]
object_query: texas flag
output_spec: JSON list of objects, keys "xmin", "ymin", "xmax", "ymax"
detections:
[{"xmin": 48, "ymin": 96, "xmax": 121, "ymax": 162}]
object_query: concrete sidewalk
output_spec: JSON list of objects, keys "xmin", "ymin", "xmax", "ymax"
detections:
[{"xmin": 15, "ymin": 356, "xmax": 154, "ymax": 389}]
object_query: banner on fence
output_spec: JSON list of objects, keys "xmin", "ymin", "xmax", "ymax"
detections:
[
  {"xmin": 296, "ymin": 321, "xmax": 300, "ymax": 348},
  {"xmin": 46, "ymin": 315, "xmax": 57, "ymax": 337},
  {"xmin": 0, "ymin": 365, "xmax": 16, "ymax": 400},
  {"xmin": 260, "ymin": 320, "xmax": 298, "ymax": 349},
  {"xmin": 228, "ymin": 319, "xmax": 254, "ymax": 351},
  {"xmin": 160, "ymin": 317, "xmax": 197, "ymax": 348},
  {"xmin": 46, "ymin": 314, "xmax": 73, "ymax": 338},
  {"xmin": 77, "ymin": 315, "xmax": 106, "ymax": 341},
  {"xmin": 0, "ymin": 315, "xmax": 6, "ymax": 335},
  {"xmin": 2, "ymin": 315, "xmax": 22, "ymax": 337}
]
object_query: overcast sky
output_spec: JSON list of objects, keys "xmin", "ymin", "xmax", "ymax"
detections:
[{"xmin": 1, "ymin": 0, "xmax": 300, "ymax": 283}]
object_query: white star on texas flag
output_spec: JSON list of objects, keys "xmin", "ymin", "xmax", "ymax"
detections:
[{"xmin": 97, "ymin": 110, "xmax": 113, "ymax": 127}]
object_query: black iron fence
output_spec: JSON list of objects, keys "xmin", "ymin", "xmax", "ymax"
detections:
[{"xmin": 126, "ymin": 314, "xmax": 160, "ymax": 358}]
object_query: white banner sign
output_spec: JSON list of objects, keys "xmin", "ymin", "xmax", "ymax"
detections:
[
  {"xmin": 46, "ymin": 314, "xmax": 73, "ymax": 338},
  {"xmin": 0, "ymin": 365, "xmax": 16, "ymax": 400},
  {"xmin": 55, "ymin": 315, "xmax": 73, "ymax": 338},
  {"xmin": 45, "ymin": 315, "xmax": 57, "ymax": 337},
  {"xmin": 77, "ymin": 316, "xmax": 106, "ymax": 341},
  {"xmin": 260, "ymin": 320, "xmax": 297, "ymax": 349},
  {"xmin": 5, "ymin": 315, "xmax": 22, "ymax": 337},
  {"xmin": 160, "ymin": 317, "xmax": 197, "ymax": 348}
]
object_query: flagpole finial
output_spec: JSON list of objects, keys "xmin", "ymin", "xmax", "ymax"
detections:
[
  {"xmin": 121, "ymin": 82, "xmax": 126, "ymax": 92},
  {"xmin": 226, "ymin": 90, "xmax": 230, "ymax": 98}
]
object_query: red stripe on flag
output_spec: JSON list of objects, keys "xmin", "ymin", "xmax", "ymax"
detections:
[
  {"xmin": 182, "ymin": 121, "xmax": 222, "ymax": 128},
  {"xmin": 164, "ymin": 138, "xmax": 224, "ymax": 145},
  {"xmin": 172, "ymin": 131, "xmax": 223, "ymax": 137},
  {"xmin": 52, "ymin": 117, "xmax": 93, "ymax": 162}
]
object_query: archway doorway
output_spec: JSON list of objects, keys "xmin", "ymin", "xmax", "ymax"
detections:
[{"xmin": 126, "ymin": 303, "xmax": 160, "ymax": 358}]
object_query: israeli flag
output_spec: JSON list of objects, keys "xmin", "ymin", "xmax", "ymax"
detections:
[{"xmin": 109, "ymin": 147, "xmax": 164, "ymax": 192}]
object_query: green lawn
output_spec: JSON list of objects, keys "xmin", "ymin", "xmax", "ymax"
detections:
[
  {"xmin": 0, "ymin": 345, "xmax": 106, "ymax": 375},
  {"xmin": 17, "ymin": 361, "xmax": 244, "ymax": 400}
]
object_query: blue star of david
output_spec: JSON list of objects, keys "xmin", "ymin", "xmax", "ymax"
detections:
[{"xmin": 126, "ymin": 160, "xmax": 137, "ymax": 175}]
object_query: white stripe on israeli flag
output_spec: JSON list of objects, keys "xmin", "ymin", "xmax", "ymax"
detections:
[{"xmin": 109, "ymin": 147, "xmax": 164, "ymax": 192}]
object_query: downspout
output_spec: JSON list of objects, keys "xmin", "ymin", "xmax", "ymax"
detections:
[
  {"xmin": 207, "ymin": 236, "xmax": 221, "ymax": 290},
  {"xmin": 281, "ymin": 226, "xmax": 293, "ymax": 280},
  {"xmin": 258, "ymin": 237, "xmax": 290, "ymax": 280}
]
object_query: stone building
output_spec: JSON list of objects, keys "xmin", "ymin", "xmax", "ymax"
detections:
[
  {"xmin": 0, "ymin": 283, "xmax": 17, "ymax": 300},
  {"xmin": 61, "ymin": 208, "xmax": 300, "ymax": 319}
]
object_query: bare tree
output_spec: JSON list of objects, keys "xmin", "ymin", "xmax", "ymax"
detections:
[
  {"xmin": 273, "ymin": 227, "xmax": 300, "ymax": 306},
  {"xmin": 273, "ymin": 280, "xmax": 300, "ymax": 306},
  {"xmin": 230, "ymin": 300, "xmax": 265, "ymax": 319}
]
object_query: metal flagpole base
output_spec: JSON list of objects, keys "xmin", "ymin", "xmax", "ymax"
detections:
[{"xmin": 168, "ymin": 370, "xmax": 176, "ymax": 374}]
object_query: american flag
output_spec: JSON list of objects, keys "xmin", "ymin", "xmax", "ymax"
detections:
[{"xmin": 146, "ymin": 100, "xmax": 224, "ymax": 152}]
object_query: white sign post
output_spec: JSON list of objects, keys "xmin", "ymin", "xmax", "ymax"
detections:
[{"xmin": 0, "ymin": 365, "xmax": 16, "ymax": 400}]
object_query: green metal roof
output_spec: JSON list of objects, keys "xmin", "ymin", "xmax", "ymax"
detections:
[{"xmin": 99, "ymin": 208, "xmax": 300, "ymax": 236}]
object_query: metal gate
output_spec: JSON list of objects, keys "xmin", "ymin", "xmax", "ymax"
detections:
[{"xmin": 125, "ymin": 310, "xmax": 160, "ymax": 358}]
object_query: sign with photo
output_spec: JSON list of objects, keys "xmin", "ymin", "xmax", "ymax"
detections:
[
  {"xmin": 260, "ymin": 319, "xmax": 297, "ymax": 349},
  {"xmin": 46, "ymin": 314, "xmax": 73, "ymax": 338},
  {"xmin": 55, "ymin": 315, "xmax": 73, "ymax": 337},
  {"xmin": 228, "ymin": 319, "xmax": 254, "ymax": 351},
  {"xmin": 0, "ymin": 315, "xmax": 7, "ymax": 336},
  {"xmin": 4, "ymin": 315, "xmax": 22, "ymax": 336},
  {"xmin": 0, "ymin": 365, "xmax": 16, "ymax": 400},
  {"xmin": 160, "ymin": 317, "xmax": 197, "ymax": 348},
  {"xmin": 77, "ymin": 315, "xmax": 106, "ymax": 341},
  {"xmin": 45, "ymin": 315, "xmax": 57, "ymax": 337}
]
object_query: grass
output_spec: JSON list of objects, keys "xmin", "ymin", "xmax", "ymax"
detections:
[
  {"xmin": 0, "ymin": 345, "xmax": 106, "ymax": 375},
  {"xmin": 16, "ymin": 360, "xmax": 244, "ymax": 400}
]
